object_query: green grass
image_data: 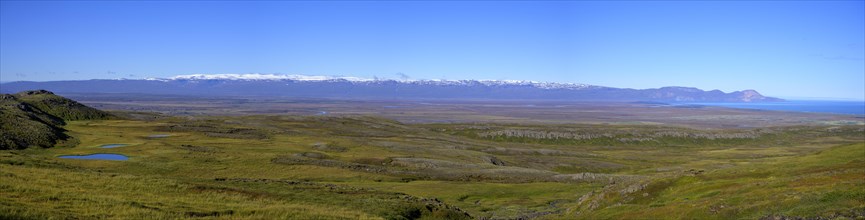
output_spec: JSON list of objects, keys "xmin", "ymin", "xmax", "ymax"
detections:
[
  {"xmin": 343, "ymin": 181, "xmax": 601, "ymax": 219},
  {"xmin": 568, "ymin": 143, "xmax": 865, "ymax": 219},
  {"xmin": 0, "ymin": 163, "xmax": 380, "ymax": 219},
  {"xmin": 1, "ymin": 114, "xmax": 863, "ymax": 219}
]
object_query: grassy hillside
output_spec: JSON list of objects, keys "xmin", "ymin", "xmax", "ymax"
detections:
[
  {"xmin": 0, "ymin": 94, "xmax": 70, "ymax": 150},
  {"xmin": 0, "ymin": 90, "xmax": 114, "ymax": 150},
  {"xmin": 1, "ymin": 114, "xmax": 862, "ymax": 219},
  {"xmin": 13, "ymin": 90, "xmax": 114, "ymax": 121},
  {"xmin": 568, "ymin": 143, "xmax": 865, "ymax": 219}
]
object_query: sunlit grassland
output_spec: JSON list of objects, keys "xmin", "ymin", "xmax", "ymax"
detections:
[
  {"xmin": 344, "ymin": 181, "xmax": 601, "ymax": 219},
  {"xmin": 1, "ymin": 115, "xmax": 863, "ymax": 219},
  {"xmin": 0, "ymin": 161, "xmax": 380, "ymax": 219},
  {"xmin": 568, "ymin": 143, "xmax": 865, "ymax": 219},
  {"xmin": 60, "ymin": 120, "xmax": 406, "ymax": 182}
]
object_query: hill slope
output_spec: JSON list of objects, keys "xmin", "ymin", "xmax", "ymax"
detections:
[
  {"xmin": 13, "ymin": 90, "xmax": 115, "ymax": 121},
  {"xmin": 0, "ymin": 90, "xmax": 114, "ymax": 149}
]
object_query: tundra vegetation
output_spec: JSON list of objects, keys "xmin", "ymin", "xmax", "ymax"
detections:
[{"xmin": 0, "ymin": 92, "xmax": 863, "ymax": 219}]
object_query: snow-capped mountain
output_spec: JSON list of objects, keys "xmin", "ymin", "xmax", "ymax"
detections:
[
  {"xmin": 156, "ymin": 74, "xmax": 598, "ymax": 90},
  {"xmin": 164, "ymin": 73, "xmax": 377, "ymax": 82},
  {"xmin": 1, "ymin": 74, "xmax": 782, "ymax": 102}
]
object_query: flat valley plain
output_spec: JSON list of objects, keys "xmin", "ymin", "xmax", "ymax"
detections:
[{"xmin": 2, "ymin": 94, "xmax": 864, "ymax": 219}]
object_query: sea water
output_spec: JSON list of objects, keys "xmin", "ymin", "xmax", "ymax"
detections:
[{"xmin": 687, "ymin": 100, "xmax": 865, "ymax": 115}]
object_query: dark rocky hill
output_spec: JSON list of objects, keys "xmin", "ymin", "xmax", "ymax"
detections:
[
  {"xmin": 0, "ymin": 90, "xmax": 114, "ymax": 150},
  {"xmin": 13, "ymin": 90, "xmax": 115, "ymax": 121}
]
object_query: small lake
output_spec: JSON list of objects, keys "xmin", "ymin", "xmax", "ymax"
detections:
[
  {"xmin": 58, "ymin": 154, "xmax": 128, "ymax": 161},
  {"xmin": 99, "ymin": 144, "xmax": 128, "ymax": 148}
]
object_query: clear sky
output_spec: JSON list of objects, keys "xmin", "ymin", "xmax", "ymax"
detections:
[{"xmin": 1, "ymin": 1, "xmax": 863, "ymax": 100}]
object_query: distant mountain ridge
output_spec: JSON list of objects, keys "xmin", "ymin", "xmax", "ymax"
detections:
[{"xmin": 0, "ymin": 74, "xmax": 783, "ymax": 102}]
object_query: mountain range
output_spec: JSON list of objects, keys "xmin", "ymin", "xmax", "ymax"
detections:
[{"xmin": 0, "ymin": 74, "xmax": 783, "ymax": 102}]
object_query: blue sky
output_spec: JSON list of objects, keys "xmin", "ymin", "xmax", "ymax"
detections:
[{"xmin": 1, "ymin": 1, "xmax": 863, "ymax": 100}]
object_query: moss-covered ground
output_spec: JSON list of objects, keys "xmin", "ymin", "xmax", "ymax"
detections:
[{"xmin": 1, "ymin": 115, "xmax": 863, "ymax": 219}]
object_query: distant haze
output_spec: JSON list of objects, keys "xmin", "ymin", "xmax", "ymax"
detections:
[{"xmin": 0, "ymin": 1, "xmax": 863, "ymax": 100}]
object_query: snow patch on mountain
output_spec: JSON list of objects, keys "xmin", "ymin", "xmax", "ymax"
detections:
[
  {"xmin": 169, "ymin": 73, "xmax": 375, "ymax": 82},
  {"xmin": 161, "ymin": 73, "xmax": 597, "ymax": 90}
]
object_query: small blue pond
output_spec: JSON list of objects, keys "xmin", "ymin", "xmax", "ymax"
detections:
[
  {"xmin": 99, "ymin": 144, "xmax": 128, "ymax": 148},
  {"xmin": 147, "ymin": 134, "xmax": 170, "ymax": 138},
  {"xmin": 58, "ymin": 154, "xmax": 128, "ymax": 161}
]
